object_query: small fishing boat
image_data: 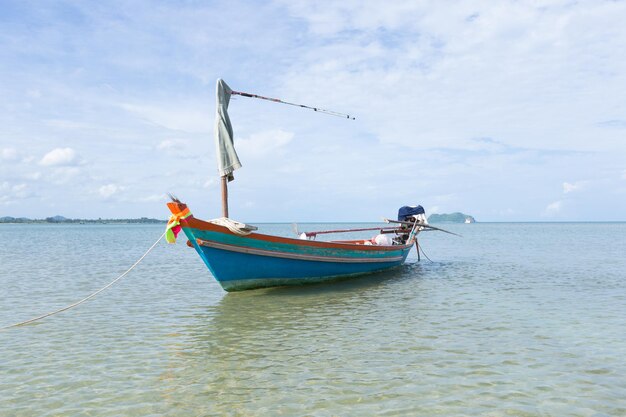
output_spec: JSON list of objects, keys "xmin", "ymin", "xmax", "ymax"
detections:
[{"xmin": 166, "ymin": 79, "xmax": 451, "ymax": 291}]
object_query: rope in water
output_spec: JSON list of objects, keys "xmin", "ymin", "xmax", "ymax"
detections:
[
  {"xmin": 0, "ymin": 231, "xmax": 166, "ymax": 331},
  {"xmin": 418, "ymin": 241, "xmax": 434, "ymax": 263}
]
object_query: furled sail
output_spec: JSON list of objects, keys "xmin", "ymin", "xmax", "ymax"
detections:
[{"xmin": 214, "ymin": 79, "xmax": 241, "ymax": 181}]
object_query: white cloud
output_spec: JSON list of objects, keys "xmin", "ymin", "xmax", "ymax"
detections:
[
  {"xmin": 40, "ymin": 148, "xmax": 78, "ymax": 166},
  {"xmin": 25, "ymin": 172, "xmax": 42, "ymax": 180},
  {"xmin": 156, "ymin": 140, "xmax": 177, "ymax": 151},
  {"xmin": 1, "ymin": 148, "xmax": 18, "ymax": 161},
  {"xmin": 499, "ymin": 208, "xmax": 516, "ymax": 216},
  {"xmin": 237, "ymin": 129, "xmax": 294, "ymax": 157},
  {"xmin": 99, "ymin": 184, "xmax": 122, "ymax": 199},
  {"xmin": 563, "ymin": 181, "xmax": 588, "ymax": 194},
  {"xmin": 49, "ymin": 167, "xmax": 82, "ymax": 185},
  {"xmin": 544, "ymin": 200, "xmax": 562, "ymax": 216},
  {"xmin": 0, "ymin": 182, "xmax": 27, "ymax": 193},
  {"xmin": 0, "ymin": 182, "xmax": 32, "ymax": 205},
  {"xmin": 430, "ymin": 193, "xmax": 457, "ymax": 204},
  {"xmin": 136, "ymin": 193, "xmax": 167, "ymax": 203},
  {"xmin": 27, "ymin": 89, "xmax": 42, "ymax": 99},
  {"xmin": 44, "ymin": 119, "xmax": 96, "ymax": 130},
  {"xmin": 120, "ymin": 102, "xmax": 211, "ymax": 134},
  {"xmin": 203, "ymin": 177, "xmax": 217, "ymax": 189},
  {"xmin": 156, "ymin": 139, "xmax": 193, "ymax": 157}
]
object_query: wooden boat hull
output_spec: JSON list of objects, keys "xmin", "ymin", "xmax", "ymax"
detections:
[{"xmin": 169, "ymin": 204, "xmax": 412, "ymax": 291}]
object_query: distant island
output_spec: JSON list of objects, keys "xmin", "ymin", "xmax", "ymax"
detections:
[
  {"xmin": 0, "ymin": 215, "xmax": 166, "ymax": 224},
  {"xmin": 428, "ymin": 212, "xmax": 476, "ymax": 223}
]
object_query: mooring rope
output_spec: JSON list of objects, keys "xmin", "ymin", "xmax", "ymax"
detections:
[
  {"xmin": 418, "ymin": 241, "xmax": 434, "ymax": 263},
  {"xmin": 1, "ymin": 231, "xmax": 166, "ymax": 331}
]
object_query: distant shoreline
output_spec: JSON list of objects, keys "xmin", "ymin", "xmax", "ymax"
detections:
[{"xmin": 0, "ymin": 216, "xmax": 166, "ymax": 224}]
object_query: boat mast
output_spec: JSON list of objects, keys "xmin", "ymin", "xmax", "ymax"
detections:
[
  {"xmin": 215, "ymin": 79, "xmax": 241, "ymax": 219},
  {"xmin": 221, "ymin": 175, "xmax": 229, "ymax": 218}
]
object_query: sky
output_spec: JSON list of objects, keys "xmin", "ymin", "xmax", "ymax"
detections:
[{"xmin": 1, "ymin": 0, "xmax": 625, "ymax": 222}]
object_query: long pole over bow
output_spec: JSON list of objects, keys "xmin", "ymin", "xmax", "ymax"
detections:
[{"xmin": 231, "ymin": 90, "xmax": 356, "ymax": 120}]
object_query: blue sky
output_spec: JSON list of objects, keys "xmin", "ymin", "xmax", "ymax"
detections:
[{"xmin": 1, "ymin": 0, "xmax": 625, "ymax": 221}]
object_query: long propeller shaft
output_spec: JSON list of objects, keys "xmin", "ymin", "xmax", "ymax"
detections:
[
  {"xmin": 382, "ymin": 218, "xmax": 463, "ymax": 237},
  {"xmin": 303, "ymin": 226, "xmax": 401, "ymax": 237}
]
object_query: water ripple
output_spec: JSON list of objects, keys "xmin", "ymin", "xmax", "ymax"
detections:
[{"xmin": 1, "ymin": 223, "xmax": 626, "ymax": 416}]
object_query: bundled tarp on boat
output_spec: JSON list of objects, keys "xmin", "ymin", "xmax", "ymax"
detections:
[{"xmin": 215, "ymin": 78, "xmax": 241, "ymax": 181}]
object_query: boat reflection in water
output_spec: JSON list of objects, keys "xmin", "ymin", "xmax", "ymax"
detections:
[{"xmin": 160, "ymin": 263, "xmax": 425, "ymax": 413}]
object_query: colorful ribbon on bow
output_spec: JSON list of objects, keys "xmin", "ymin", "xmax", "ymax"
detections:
[{"xmin": 165, "ymin": 208, "xmax": 192, "ymax": 244}]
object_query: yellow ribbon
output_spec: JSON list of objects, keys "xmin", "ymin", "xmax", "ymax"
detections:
[{"xmin": 165, "ymin": 208, "xmax": 191, "ymax": 244}]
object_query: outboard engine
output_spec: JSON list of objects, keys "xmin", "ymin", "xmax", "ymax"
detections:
[
  {"xmin": 397, "ymin": 205, "xmax": 427, "ymax": 224},
  {"xmin": 394, "ymin": 205, "xmax": 427, "ymax": 245}
]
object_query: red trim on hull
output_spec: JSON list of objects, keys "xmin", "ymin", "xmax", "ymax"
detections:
[{"xmin": 182, "ymin": 217, "xmax": 411, "ymax": 252}]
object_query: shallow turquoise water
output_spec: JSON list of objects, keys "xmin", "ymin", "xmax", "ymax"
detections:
[{"xmin": 1, "ymin": 223, "xmax": 625, "ymax": 416}]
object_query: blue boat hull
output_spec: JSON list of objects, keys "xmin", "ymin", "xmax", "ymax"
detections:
[
  {"xmin": 193, "ymin": 240, "xmax": 411, "ymax": 291},
  {"xmin": 166, "ymin": 202, "xmax": 415, "ymax": 292}
]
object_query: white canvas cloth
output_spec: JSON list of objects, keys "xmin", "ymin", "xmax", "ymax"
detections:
[{"xmin": 214, "ymin": 79, "xmax": 241, "ymax": 181}]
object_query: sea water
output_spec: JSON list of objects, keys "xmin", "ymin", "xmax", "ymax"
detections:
[{"xmin": 1, "ymin": 222, "xmax": 625, "ymax": 416}]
